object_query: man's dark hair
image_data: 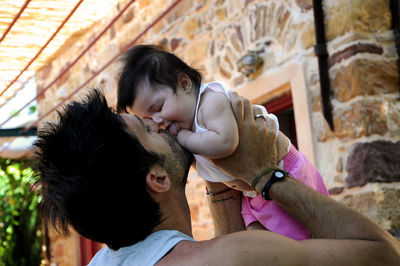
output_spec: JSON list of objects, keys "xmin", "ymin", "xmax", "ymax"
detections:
[
  {"xmin": 34, "ymin": 89, "xmax": 162, "ymax": 250},
  {"xmin": 117, "ymin": 44, "xmax": 202, "ymax": 113}
]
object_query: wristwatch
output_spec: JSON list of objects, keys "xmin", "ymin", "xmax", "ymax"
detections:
[{"xmin": 261, "ymin": 169, "xmax": 288, "ymax": 200}]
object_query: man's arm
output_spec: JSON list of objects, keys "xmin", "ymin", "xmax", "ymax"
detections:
[
  {"xmin": 205, "ymin": 181, "xmax": 245, "ymax": 236},
  {"xmin": 205, "ymin": 175, "xmax": 400, "ymax": 266},
  {"xmin": 209, "ymin": 92, "xmax": 400, "ymax": 265},
  {"xmin": 161, "ymin": 92, "xmax": 399, "ymax": 266},
  {"xmin": 167, "ymin": 175, "xmax": 399, "ymax": 265},
  {"xmin": 212, "ymin": 175, "xmax": 400, "ymax": 266}
]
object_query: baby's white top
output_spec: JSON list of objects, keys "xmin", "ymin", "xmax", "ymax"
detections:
[
  {"xmin": 194, "ymin": 82, "xmax": 231, "ymax": 133},
  {"xmin": 193, "ymin": 82, "xmax": 280, "ymax": 183}
]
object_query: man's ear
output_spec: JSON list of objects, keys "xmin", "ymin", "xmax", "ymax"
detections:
[
  {"xmin": 178, "ymin": 73, "xmax": 192, "ymax": 93},
  {"xmin": 146, "ymin": 164, "xmax": 171, "ymax": 193}
]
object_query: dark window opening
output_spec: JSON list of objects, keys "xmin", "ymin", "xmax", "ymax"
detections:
[{"xmin": 263, "ymin": 92, "xmax": 297, "ymax": 149}]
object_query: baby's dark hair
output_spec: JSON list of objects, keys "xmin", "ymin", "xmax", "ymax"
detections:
[
  {"xmin": 117, "ymin": 45, "xmax": 202, "ymax": 113},
  {"xmin": 34, "ymin": 88, "xmax": 162, "ymax": 250}
]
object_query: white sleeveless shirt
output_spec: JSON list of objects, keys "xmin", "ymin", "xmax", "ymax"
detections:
[{"xmin": 88, "ymin": 230, "xmax": 194, "ymax": 266}]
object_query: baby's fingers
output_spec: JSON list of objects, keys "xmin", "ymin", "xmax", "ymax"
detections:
[
  {"xmin": 176, "ymin": 129, "xmax": 191, "ymax": 148},
  {"xmin": 228, "ymin": 91, "xmax": 244, "ymax": 122}
]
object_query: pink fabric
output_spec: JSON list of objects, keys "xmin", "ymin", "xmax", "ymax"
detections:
[{"xmin": 241, "ymin": 145, "xmax": 329, "ymax": 240}]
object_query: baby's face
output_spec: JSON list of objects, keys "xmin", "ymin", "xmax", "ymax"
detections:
[{"xmin": 131, "ymin": 82, "xmax": 197, "ymax": 136}]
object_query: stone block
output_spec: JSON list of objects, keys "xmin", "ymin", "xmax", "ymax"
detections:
[
  {"xmin": 283, "ymin": 20, "xmax": 301, "ymax": 51},
  {"xmin": 331, "ymin": 59, "xmax": 399, "ymax": 102},
  {"xmin": 185, "ymin": 38, "xmax": 209, "ymax": 68},
  {"xmin": 138, "ymin": 0, "xmax": 152, "ymax": 9},
  {"xmin": 122, "ymin": 7, "xmax": 134, "ymax": 24},
  {"xmin": 234, "ymin": 25, "xmax": 244, "ymax": 48},
  {"xmin": 301, "ymin": 22, "xmax": 315, "ymax": 49},
  {"xmin": 37, "ymin": 63, "xmax": 53, "ymax": 81},
  {"xmin": 328, "ymin": 186, "xmax": 344, "ymax": 195},
  {"xmin": 312, "ymin": 112, "xmax": 334, "ymax": 141},
  {"xmin": 227, "ymin": 0, "xmax": 244, "ymax": 17},
  {"xmin": 325, "ymin": 0, "xmax": 391, "ymax": 40},
  {"xmin": 183, "ymin": 17, "xmax": 201, "ymax": 40},
  {"xmin": 329, "ymin": 44, "xmax": 383, "ymax": 68},
  {"xmin": 250, "ymin": 5, "xmax": 268, "ymax": 42},
  {"xmin": 233, "ymin": 75, "xmax": 245, "ymax": 87},
  {"xmin": 219, "ymin": 64, "xmax": 232, "ymax": 79},
  {"xmin": 54, "ymin": 68, "xmax": 71, "ymax": 88},
  {"xmin": 345, "ymin": 140, "xmax": 400, "ymax": 187},
  {"xmin": 349, "ymin": 0, "xmax": 391, "ymax": 34},
  {"xmin": 215, "ymin": 7, "xmax": 227, "ymax": 21},
  {"xmin": 275, "ymin": 7, "xmax": 291, "ymax": 42},
  {"xmin": 172, "ymin": 0, "xmax": 195, "ymax": 19},
  {"xmin": 387, "ymin": 100, "xmax": 400, "ymax": 135},
  {"xmin": 46, "ymin": 227, "xmax": 81, "ymax": 265},
  {"xmin": 332, "ymin": 183, "xmax": 400, "ymax": 233},
  {"xmin": 310, "ymin": 89, "xmax": 321, "ymax": 112},
  {"xmin": 230, "ymin": 32, "xmax": 243, "ymax": 54},
  {"xmin": 296, "ymin": 0, "xmax": 313, "ymax": 10},
  {"xmin": 245, "ymin": 0, "xmax": 255, "ymax": 6},
  {"xmin": 170, "ymin": 38, "xmax": 182, "ymax": 51},
  {"xmin": 186, "ymin": 170, "xmax": 214, "ymax": 240},
  {"xmin": 334, "ymin": 100, "xmax": 388, "ymax": 138},
  {"xmin": 151, "ymin": 19, "xmax": 166, "ymax": 35}
]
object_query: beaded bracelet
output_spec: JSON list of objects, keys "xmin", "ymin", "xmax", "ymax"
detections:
[
  {"xmin": 206, "ymin": 186, "xmax": 232, "ymax": 196},
  {"xmin": 251, "ymin": 166, "xmax": 280, "ymax": 190}
]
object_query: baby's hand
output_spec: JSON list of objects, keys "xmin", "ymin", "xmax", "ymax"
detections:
[
  {"xmin": 167, "ymin": 122, "xmax": 181, "ymax": 136},
  {"xmin": 176, "ymin": 129, "xmax": 193, "ymax": 150}
]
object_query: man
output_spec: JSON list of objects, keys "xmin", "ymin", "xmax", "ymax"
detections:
[{"xmin": 35, "ymin": 89, "xmax": 400, "ymax": 265}]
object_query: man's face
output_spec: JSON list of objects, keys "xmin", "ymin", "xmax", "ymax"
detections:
[{"xmin": 121, "ymin": 114, "xmax": 193, "ymax": 187}]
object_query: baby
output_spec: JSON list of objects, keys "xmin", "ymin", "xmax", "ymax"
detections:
[{"xmin": 117, "ymin": 45, "xmax": 328, "ymax": 240}]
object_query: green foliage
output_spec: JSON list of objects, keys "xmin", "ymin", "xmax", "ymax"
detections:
[
  {"xmin": 0, "ymin": 159, "xmax": 43, "ymax": 266},
  {"xmin": 28, "ymin": 105, "xmax": 37, "ymax": 115}
]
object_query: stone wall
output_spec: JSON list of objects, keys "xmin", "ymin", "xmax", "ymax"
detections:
[
  {"xmin": 314, "ymin": 0, "xmax": 400, "ymax": 238},
  {"xmin": 316, "ymin": 0, "xmax": 399, "ymax": 186},
  {"xmin": 34, "ymin": 0, "xmax": 400, "ymax": 263},
  {"xmin": 43, "ymin": 228, "xmax": 81, "ymax": 266}
]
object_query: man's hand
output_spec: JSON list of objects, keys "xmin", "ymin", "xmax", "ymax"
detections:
[{"xmin": 213, "ymin": 91, "xmax": 278, "ymax": 184}]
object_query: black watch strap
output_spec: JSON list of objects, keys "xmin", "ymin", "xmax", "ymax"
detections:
[{"xmin": 261, "ymin": 169, "xmax": 288, "ymax": 200}]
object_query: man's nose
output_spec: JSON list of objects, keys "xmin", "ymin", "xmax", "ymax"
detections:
[
  {"xmin": 152, "ymin": 115, "xmax": 169, "ymax": 129},
  {"xmin": 153, "ymin": 114, "xmax": 164, "ymax": 124},
  {"xmin": 143, "ymin": 118, "xmax": 159, "ymax": 133}
]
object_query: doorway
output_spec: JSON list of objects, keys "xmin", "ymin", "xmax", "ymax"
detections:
[{"xmin": 263, "ymin": 92, "xmax": 297, "ymax": 148}]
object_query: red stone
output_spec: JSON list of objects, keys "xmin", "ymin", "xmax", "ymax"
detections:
[
  {"xmin": 170, "ymin": 38, "xmax": 182, "ymax": 51},
  {"xmin": 345, "ymin": 141, "xmax": 400, "ymax": 187},
  {"xmin": 122, "ymin": 8, "xmax": 134, "ymax": 24},
  {"xmin": 296, "ymin": 0, "xmax": 313, "ymax": 10},
  {"xmin": 329, "ymin": 44, "xmax": 383, "ymax": 68}
]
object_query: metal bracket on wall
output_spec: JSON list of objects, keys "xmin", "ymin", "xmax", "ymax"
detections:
[{"xmin": 312, "ymin": 0, "xmax": 334, "ymax": 131}]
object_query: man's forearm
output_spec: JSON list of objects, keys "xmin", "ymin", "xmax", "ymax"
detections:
[
  {"xmin": 205, "ymin": 181, "xmax": 245, "ymax": 236},
  {"xmin": 258, "ymin": 175, "xmax": 396, "ymax": 242}
]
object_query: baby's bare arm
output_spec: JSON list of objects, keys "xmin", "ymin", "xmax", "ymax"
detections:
[{"xmin": 177, "ymin": 91, "xmax": 239, "ymax": 159}]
